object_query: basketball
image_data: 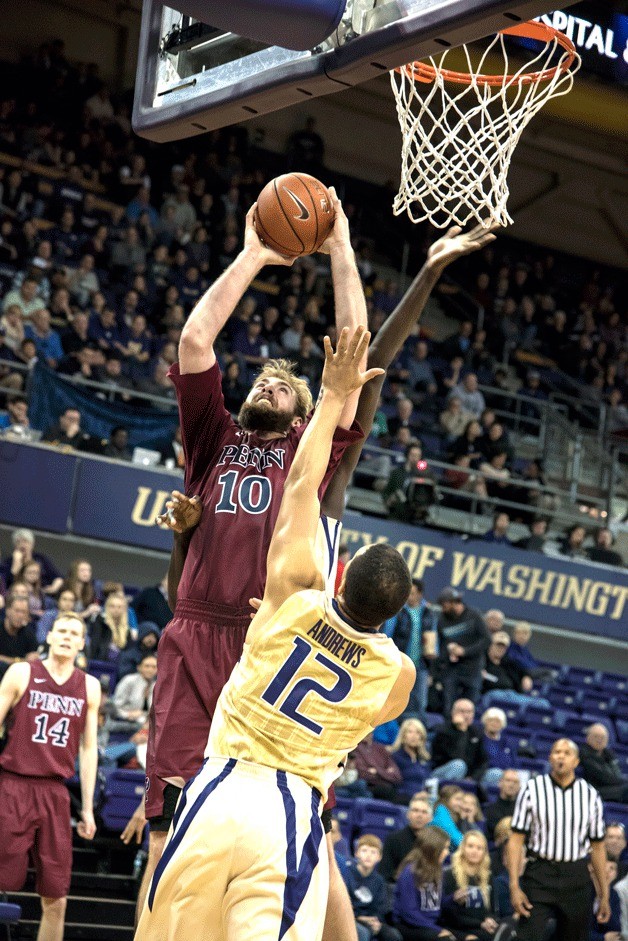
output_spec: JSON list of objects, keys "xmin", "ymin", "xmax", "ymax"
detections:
[{"xmin": 253, "ymin": 172, "xmax": 335, "ymax": 257}]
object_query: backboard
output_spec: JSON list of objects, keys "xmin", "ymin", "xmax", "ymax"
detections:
[{"xmin": 132, "ymin": 0, "xmax": 572, "ymax": 142}]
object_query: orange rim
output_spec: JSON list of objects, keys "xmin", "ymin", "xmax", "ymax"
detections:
[{"xmin": 396, "ymin": 21, "xmax": 577, "ymax": 86}]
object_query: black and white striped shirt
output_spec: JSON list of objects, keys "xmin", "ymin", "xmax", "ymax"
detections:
[{"xmin": 511, "ymin": 774, "xmax": 605, "ymax": 862}]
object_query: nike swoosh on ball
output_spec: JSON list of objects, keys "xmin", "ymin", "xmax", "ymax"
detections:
[{"xmin": 285, "ymin": 188, "xmax": 310, "ymax": 220}]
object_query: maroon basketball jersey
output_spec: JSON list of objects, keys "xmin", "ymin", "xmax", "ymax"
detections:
[
  {"xmin": 169, "ymin": 362, "xmax": 362, "ymax": 610},
  {"xmin": 0, "ymin": 659, "xmax": 87, "ymax": 779}
]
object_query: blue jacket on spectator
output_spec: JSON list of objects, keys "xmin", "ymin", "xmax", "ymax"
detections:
[
  {"xmin": 590, "ymin": 886, "xmax": 621, "ymax": 941},
  {"xmin": 482, "ymin": 734, "xmax": 513, "ymax": 770},
  {"xmin": 342, "ymin": 862, "xmax": 388, "ymax": 921},
  {"xmin": 506, "ymin": 641, "xmax": 538, "ymax": 673},
  {"xmin": 430, "ymin": 805, "xmax": 464, "ymax": 850},
  {"xmin": 24, "ymin": 324, "xmax": 64, "ymax": 364},
  {"xmin": 374, "ymin": 719, "xmax": 400, "ymax": 746},
  {"xmin": 116, "ymin": 621, "xmax": 161, "ymax": 679},
  {"xmin": 393, "ymin": 865, "xmax": 442, "ymax": 930},
  {"xmin": 392, "ymin": 747, "xmax": 430, "ymax": 797},
  {"xmin": 492, "ymin": 872, "xmax": 513, "ymax": 918}
]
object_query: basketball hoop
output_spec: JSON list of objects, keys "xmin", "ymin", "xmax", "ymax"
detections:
[{"xmin": 390, "ymin": 21, "xmax": 581, "ymax": 229}]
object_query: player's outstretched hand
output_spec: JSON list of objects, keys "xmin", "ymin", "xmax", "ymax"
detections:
[
  {"xmin": 426, "ymin": 222, "xmax": 500, "ymax": 275},
  {"xmin": 244, "ymin": 204, "xmax": 296, "ymax": 267},
  {"xmin": 156, "ymin": 491, "xmax": 202, "ymax": 533},
  {"xmin": 78, "ymin": 808, "xmax": 96, "ymax": 840},
  {"xmin": 322, "ymin": 326, "xmax": 385, "ymax": 399},
  {"xmin": 120, "ymin": 804, "xmax": 147, "ymax": 845},
  {"xmin": 317, "ymin": 187, "xmax": 350, "ymax": 255}
]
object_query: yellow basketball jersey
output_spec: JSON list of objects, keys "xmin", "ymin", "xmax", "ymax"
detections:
[{"xmin": 206, "ymin": 590, "xmax": 403, "ymax": 799}]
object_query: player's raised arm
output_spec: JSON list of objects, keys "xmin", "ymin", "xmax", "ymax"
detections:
[
  {"xmin": 322, "ymin": 223, "xmax": 498, "ymax": 519},
  {"xmin": 179, "ymin": 205, "xmax": 294, "ymax": 374},
  {"xmin": 259, "ymin": 327, "xmax": 383, "ymax": 613},
  {"xmin": 321, "ymin": 189, "xmax": 368, "ymax": 430}
]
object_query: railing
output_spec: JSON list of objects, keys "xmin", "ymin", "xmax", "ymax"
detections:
[
  {"xmin": 476, "ymin": 381, "xmax": 626, "ymax": 500},
  {"xmin": 0, "ymin": 357, "xmax": 178, "ymax": 412},
  {"xmin": 351, "ymin": 440, "xmax": 612, "ymax": 533}
]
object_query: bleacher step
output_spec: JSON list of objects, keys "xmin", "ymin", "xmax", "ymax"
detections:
[
  {"xmin": 17, "ymin": 920, "xmax": 134, "ymax": 940},
  {"xmin": 8, "ymin": 891, "xmax": 135, "ymax": 927},
  {"xmin": 70, "ymin": 870, "xmax": 136, "ymax": 897}
]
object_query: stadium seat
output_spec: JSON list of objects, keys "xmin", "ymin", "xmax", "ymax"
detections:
[
  {"xmin": 516, "ymin": 757, "xmax": 549, "ymax": 775},
  {"xmin": 546, "ymin": 686, "xmax": 582, "ymax": 712},
  {"xmin": 353, "ymin": 799, "xmax": 407, "ymax": 844},
  {"xmin": 483, "ymin": 698, "xmax": 520, "ymax": 722},
  {"xmin": 563, "ymin": 713, "xmax": 610, "ymax": 743},
  {"xmin": 531, "ymin": 730, "xmax": 558, "ymax": 756},
  {"xmin": 425, "ymin": 712, "xmax": 445, "ymax": 731},
  {"xmin": 437, "ymin": 779, "xmax": 478, "ymax": 796},
  {"xmin": 517, "ymin": 701, "xmax": 554, "ymax": 729},
  {"xmin": 334, "ymin": 796, "xmax": 356, "ymax": 844},
  {"xmin": 614, "ymin": 702, "xmax": 628, "ymax": 722},
  {"xmin": 580, "ymin": 693, "xmax": 617, "ymax": 718},
  {"xmin": 558, "ymin": 666, "xmax": 601, "ymax": 688},
  {"xmin": 0, "ymin": 901, "xmax": 20, "ymax": 941},
  {"xmin": 87, "ymin": 659, "xmax": 117, "ymax": 694},
  {"xmin": 101, "ymin": 769, "xmax": 146, "ymax": 832},
  {"xmin": 614, "ymin": 751, "xmax": 628, "ymax": 776},
  {"xmin": 600, "ymin": 672, "xmax": 627, "ymax": 696},
  {"xmin": 616, "ymin": 720, "xmax": 628, "ymax": 746},
  {"xmin": 604, "ymin": 804, "xmax": 628, "ymax": 832}
]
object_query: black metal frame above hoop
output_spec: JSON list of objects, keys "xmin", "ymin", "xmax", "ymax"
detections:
[{"xmin": 132, "ymin": 0, "xmax": 576, "ymax": 142}]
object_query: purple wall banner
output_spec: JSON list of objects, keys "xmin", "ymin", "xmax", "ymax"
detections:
[{"xmin": 1, "ymin": 441, "xmax": 626, "ymax": 640}]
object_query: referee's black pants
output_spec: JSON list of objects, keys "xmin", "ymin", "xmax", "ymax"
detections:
[{"xmin": 516, "ymin": 857, "xmax": 592, "ymax": 941}]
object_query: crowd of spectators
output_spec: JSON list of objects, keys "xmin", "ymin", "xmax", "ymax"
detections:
[{"xmin": 0, "ymin": 43, "xmax": 625, "ymax": 551}]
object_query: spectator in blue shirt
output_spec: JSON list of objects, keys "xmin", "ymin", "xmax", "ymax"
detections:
[
  {"xmin": 393, "ymin": 825, "xmax": 456, "ymax": 940},
  {"xmin": 506, "ymin": 622, "xmax": 554, "ymax": 682},
  {"xmin": 24, "ymin": 308, "xmax": 64, "ymax": 367},
  {"xmin": 482, "ymin": 511, "xmax": 512, "ymax": 546},
  {"xmin": 430, "ymin": 786, "xmax": 465, "ymax": 851},
  {"xmin": 118, "ymin": 313, "xmax": 153, "ymax": 381},
  {"xmin": 89, "ymin": 307, "xmax": 122, "ymax": 352},
  {"xmin": 480, "ymin": 708, "xmax": 512, "ymax": 773},
  {"xmin": 36, "ymin": 587, "xmax": 78, "ymax": 644},
  {"xmin": 391, "ymin": 719, "xmax": 470, "ymax": 801},
  {"xmin": 385, "ymin": 580, "xmax": 438, "ymax": 722},
  {"xmin": 391, "ymin": 719, "xmax": 432, "ymax": 799},
  {"xmin": 126, "ymin": 186, "xmax": 159, "ymax": 227},
  {"xmin": 374, "ymin": 719, "xmax": 400, "ymax": 747},
  {"xmin": 230, "ymin": 313, "xmax": 269, "ymax": 380},
  {"xmin": 176, "ymin": 265, "xmax": 204, "ymax": 311},
  {"xmin": 344, "ymin": 834, "xmax": 402, "ymax": 941}
]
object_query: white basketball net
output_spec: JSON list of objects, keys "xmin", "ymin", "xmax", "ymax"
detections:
[{"xmin": 390, "ymin": 27, "xmax": 580, "ymax": 228}]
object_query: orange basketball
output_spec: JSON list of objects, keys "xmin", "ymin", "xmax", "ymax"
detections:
[{"xmin": 253, "ymin": 172, "xmax": 335, "ymax": 258}]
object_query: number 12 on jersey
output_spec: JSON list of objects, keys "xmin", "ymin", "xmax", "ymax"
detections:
[{"xmin": 261, "ymin": 636, "xmax": 352, "ymax": 735}]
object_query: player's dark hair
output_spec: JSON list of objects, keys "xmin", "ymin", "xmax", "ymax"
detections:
[{"xmin": 343, "ymin": 544, "xmax": 412, "ymax": 628}]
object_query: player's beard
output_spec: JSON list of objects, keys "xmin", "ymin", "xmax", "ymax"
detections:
[{"xmin": 238, "ymin": 400, "xmax": 295, "ymax": 435}]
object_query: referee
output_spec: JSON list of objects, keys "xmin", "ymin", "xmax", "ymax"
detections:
[{"xmin": 507, "ymin": 738, "xmax": 610, "ymax": 940}]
